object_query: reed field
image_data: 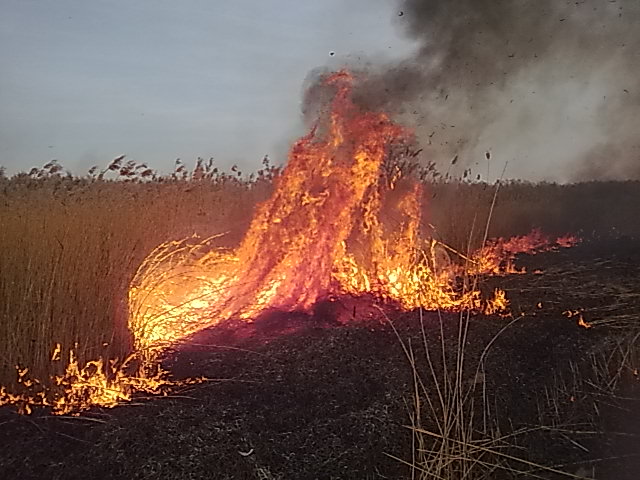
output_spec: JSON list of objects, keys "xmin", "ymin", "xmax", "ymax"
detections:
[
  {"xmin": 1, "ymin": 159, "xmax": 640, "ymax": 478},
  {"xmin": 1, "ymin": 159, "xmax": 639, "ymax": 390},
  {"xmin": 0, "ymin": 160, "xmax": 274, "ymax": 389}
]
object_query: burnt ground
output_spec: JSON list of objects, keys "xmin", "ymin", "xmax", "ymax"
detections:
[{"xmin": 1, "ymin": 239, "xmax": 639, "ymax": 480}]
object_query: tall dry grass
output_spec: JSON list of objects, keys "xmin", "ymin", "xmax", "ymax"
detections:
[
  {"xmin": 1, "ymin": 158, "xmax": 638, "ymax": 395},
  {"xmin": 0, "ymin": 160, "xmax": 274, "ymax": 389},
  {"xmin": 396, "ymin": 313, "xmax": 640, "ymax": 479},
  {"xmin": 399, "ymin": 178, "xmax": 640, "ymax": 479}
]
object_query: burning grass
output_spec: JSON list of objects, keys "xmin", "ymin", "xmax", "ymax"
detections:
[
  {"xmin": 126, "ymin": 72, "xmax": 530, "ymax": 363},
  {"xmin": 0, "ymin": 348, "xmax": 170, "ymax": 415},
  {"xmin": 0, "ymin": 71, "xmax": 593, "ymax": 416},
  {"xmin": 2, "ymin": 245, "xmax": 638, "ymax": 479},
  {"xmin": 0, "ymin": 169, "xmax": 634, "ymax": 409},
  {"xmin": 0, "ymin": 70, "xmax": 639, "ymax": 476},
  {"xmin": 0, "ymin": 165, "xmax": 269, "ymax": 414}
]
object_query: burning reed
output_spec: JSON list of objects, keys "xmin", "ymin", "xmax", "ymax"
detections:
[
  {"xmin": 0, "ymin": 167, "xmax": 265, "ymax": 413},
  {"xmin": 128, "ymin": 72, "xmax": 581, "ymax": 359},
  {"xmin": 1, "ymin": 70, "xmax": 629, "ymax": 414}
]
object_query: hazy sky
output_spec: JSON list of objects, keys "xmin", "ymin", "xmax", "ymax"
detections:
[
  {"xmin": 0, "ymin": 0, "xmax": 415, "ymax": 175},
  {"xmin": 3, "ymin": 1, "xmax": 638, "ymax": 182}
]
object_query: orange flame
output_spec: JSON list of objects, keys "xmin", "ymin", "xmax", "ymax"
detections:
[
  {"xmin": 0, "ymin": 345, "xmax": 172, "ymax": 416},
  {"xmin": 2, "ymin": 71, "xmax": 582, "ymax": 415},
  {"xmin": 468, "ymin": 229, "xmax": 580, "ymax": 275},
  {"xmin": 128, "ymin": 71, "xmax": 511, "ymax": 355},
  {"xmin": 225, "ymin": 71, "xmax": 411, "ymax": 315}
]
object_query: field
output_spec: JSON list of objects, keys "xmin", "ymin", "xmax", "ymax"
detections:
[{"xmin": 1, "ymin": 165, "xmax": 640, "ymax": 479}]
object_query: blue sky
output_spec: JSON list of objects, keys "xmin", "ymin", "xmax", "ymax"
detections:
[{"xmin": 0, "ymin": 0, "xmax": 415, "ymax": 174}]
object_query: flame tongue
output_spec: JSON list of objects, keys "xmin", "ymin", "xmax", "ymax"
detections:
[
  {"xmin": 2, "ymin": 71, "xmax": 585, "ymax": 416},
  {"xmin": 227, "ymin": 71, "xmax": 410, "ymax": 315},
  {"xmin": 128, "ymin": 70, "xmax": 511, "ymax": 355}
]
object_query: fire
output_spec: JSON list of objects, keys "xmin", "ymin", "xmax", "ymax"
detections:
[
  {"xmin": 0, "ymin": 345, "xmax": 171, "ymax": 416},
  {"xmin": 128, "ymin": 71, "xmax": 515, "ymax": 355},
  {"xmin": 467, "ymin": 229, "xmax": 580, "ymax": 275},
  {"xmin": 564, "ymin": 309, "xmax": 592, "ymax": 329},
  {"xmin": 1, "ymin": 70, "xmax": 580, "ymax": 415}
]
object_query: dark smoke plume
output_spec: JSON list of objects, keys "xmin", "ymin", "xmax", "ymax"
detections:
[{"xmin": 304, "ymin": 0, "xmax": 640, "ymax": 182}]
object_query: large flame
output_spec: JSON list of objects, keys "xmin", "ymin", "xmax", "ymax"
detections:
[
  {"xmin": 128, "ymin": 71, "xmax": 510, "ymax": 356},
  {"xmin": 217, "ymin": 71, "xmax": 410, "ymax": 316},
  {"xmin": 1, "ymin": 70, "xmax": 580, "ymax": 415}
]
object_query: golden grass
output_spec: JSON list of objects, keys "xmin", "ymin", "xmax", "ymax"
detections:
[
  {"xmin": 0, "ymin": 166, "xmax": 271, "ymax": 390},
  {"xmin": 1, "ymin": 161, "xmax": 638, "ymax": 399}
]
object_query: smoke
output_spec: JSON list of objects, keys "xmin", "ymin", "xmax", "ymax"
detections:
[{"xmin": 303, "ymin": 0, "xmax": 640, "ymax": 182}]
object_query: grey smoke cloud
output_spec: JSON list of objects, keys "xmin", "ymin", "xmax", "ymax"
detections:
[{"xmin": 304, "ymin": 0, "xmax": 640, "ymax": 182}]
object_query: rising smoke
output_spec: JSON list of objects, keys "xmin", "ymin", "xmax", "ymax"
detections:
[{"xmin": 304, "ymin": 0, "xmax": 640, "ymax": 181}]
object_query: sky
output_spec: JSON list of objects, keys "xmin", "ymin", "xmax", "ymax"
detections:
[
  {"xmin": 0, "ymin": 0, "xmax": 416, "ymax": 175},
  {"xmin": 2, "ymin": 1, "xmax": 638, "ymax": 182}
]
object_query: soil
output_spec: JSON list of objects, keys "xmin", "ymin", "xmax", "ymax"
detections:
[{"xmin": 1, "ymin": 238, "xmax": 639, "ymax": 480}]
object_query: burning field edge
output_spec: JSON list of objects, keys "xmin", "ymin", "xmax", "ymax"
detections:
[
  {"xmin": 0, "ymin": 70, "xmax": 639, "ymax": 479},
  {"xmin": 1, "ymin": 239, "xmax": 639, "ymax": 479},
  {"xmin": 2, "ymin": 71, "xmax": 577, "ymax": 418}
]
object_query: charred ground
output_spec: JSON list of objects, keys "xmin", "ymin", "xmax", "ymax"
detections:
[{"xmin": 1, "ymin": 237, "xmax": 639, "ymax": 479}]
